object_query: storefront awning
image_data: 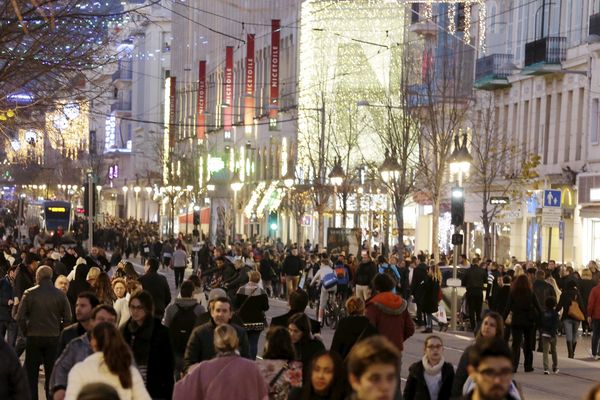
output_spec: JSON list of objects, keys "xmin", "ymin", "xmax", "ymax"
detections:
[{"xmin": 178, "ymin": 208, "xmax": 210, "ymax": 224}]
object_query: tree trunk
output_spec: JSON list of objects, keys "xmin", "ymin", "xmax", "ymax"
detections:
[
  {"xmin": 317, "ymin": 208, "xmax": 325, "ymax": 248},
  {"xmin": 431, "ymin": 197, "xmax": 440, "ymax": 261},
  {"xmin": 395, "ymin": 197, "xmax": 405, "ymax": 258},
  {"xmin": 296, "ymin": 218, "xmax": 303, "ymax": 246},
  {"xmin": 482, "ymin": 201, "xmax": 492, "ymax": 259}
]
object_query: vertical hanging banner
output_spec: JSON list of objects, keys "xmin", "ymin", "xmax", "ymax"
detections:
[
  {"xmin": 269, "ymin": 20, "xmax": 280, "ymax": 129},
  {"xmin": 223, "ymin": 46, "xmax": 234, "ymax": 141},
  {"xmin": 196, "ymin": 61, "xmax": 207, "ymax": 140},
  {"xmin": 244, "ymin": 34, "xmax": 255, "ymax": 137},
  {"xmin": 169, "ymin": 76, "xmax": 177, "ymax": 148}
]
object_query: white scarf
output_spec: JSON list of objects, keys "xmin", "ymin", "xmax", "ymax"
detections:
[
  {"xmin": 422, "ymin": 355, "xmax": 444, "ymax": 400},
  {"xmin": 422, "ymin": 355, "xmax": 444, "ymax": 375}
]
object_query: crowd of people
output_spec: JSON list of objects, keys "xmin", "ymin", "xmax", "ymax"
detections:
[{"xmin": 2, "ymin": 222, "xmax": 600, "ymax": 399}]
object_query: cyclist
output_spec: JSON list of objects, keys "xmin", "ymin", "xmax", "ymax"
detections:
[{"xmin": 310, "ymin": 253, "xmax": 337, "ymax": 325}]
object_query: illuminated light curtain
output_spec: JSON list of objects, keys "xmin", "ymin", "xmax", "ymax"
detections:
[{"xmin": 45, "ymin": 101, "xmax": 89, "ymax": 160}]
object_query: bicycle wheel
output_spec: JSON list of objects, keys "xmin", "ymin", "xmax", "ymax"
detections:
[{"xmin": 324, "ymin": 301, "xmax": 336, "ymax": 328}]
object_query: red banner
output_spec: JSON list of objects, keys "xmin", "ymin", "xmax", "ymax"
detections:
[
  {"xmin": 223, "ymin": 46, "xmax": 234, "ymax": 140},
  {"xmin": 197, "ymin": 61, "xmax": 206, "ymax": 140},
  {"xmin": 244, "ymin": 34, "xmax": 255, "ymax": 134},
  {"xmin": 269, "ymin": 20, "xmax": 280, "ymax": 123},
  {"xmin": 169, "ymin": 76, "xmax": 176, "ymax": 148}
]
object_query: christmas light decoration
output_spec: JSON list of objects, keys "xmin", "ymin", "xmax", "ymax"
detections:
[
  {"xmin": 5, "ymin": 129, "xmax": 44, "ymax": 164},
  {"xmin": 45, "ymin": 101, "xmax": 89, "ymax": 160}
]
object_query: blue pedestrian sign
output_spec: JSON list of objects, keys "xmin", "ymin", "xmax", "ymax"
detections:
[{"xmin": 543, "ymin": 190, "xmax": 562, "ymax": 208}]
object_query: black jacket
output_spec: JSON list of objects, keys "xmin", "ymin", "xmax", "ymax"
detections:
[
  {"xmin": 0, "ymin": 337, "xmax": 30, "ymax": 400},
  {"xmin": 282, "ymin": 254, "xmax": 303, "ymax": 276},
  {"xmin": 504, "ymin": 292, "xmax": 541, "ymax": 327},
  {"xmin": 121, "ymin": 317, "xmax": 174, "ymax": 399},
  {"xmin": 16, "ymin": 279, "xmax": 72, "ymax": 337},
  {"xmin": 57, "ymin": 322, "xmax": 86, "ymax": 356},
  {"xmin": 404, "ymin": 360, "xmax": 454, "ymax": 400},
  {"xmin": 235, "ymin": 289, "xmax": 269, "ymax": 324},
  {"xmin": 489, "ymin": 286, "xmax": 510, "ymax": 314},
  {"xmin": 533, "ymin": 279, "xmax": 555, "ymax": 309},
  {"xmin": 183, "ymin": 320, "xmax": 249, "ymax": 370},
  {"xmin": 462, "ymin": 266, "xmax": 488, "ymax": 290},
  {"xmin": 330, "ymin": 315, "xmax": 377, "ymax": 359},
  {"xmin": 355, "ymin": 261, "xmax": 377, "ymax": 286},
  {"xmin": 411, "ymin": 265, "xmax": 428, "ymax": 300},
  {"xmin": 13, "ymin": 265, "xmax": 34, "ymax": 299},
  {"xmin": 422, "ymin": 277, "xmax": 440, "ymax": 314},
  {"xmin": 138, "ymin": 271, "xmax": 171, "ymax": 318},
  {"xmin": 557, "ymin": 288, "xmax": 585, "ymax": 321},
  {"xmin": 271, "ymin": 310, "xmax": 321, "ymax": 334},
  {"xmin": 0, "ymin": 276, "xmax": 14, "ymax": 322}
]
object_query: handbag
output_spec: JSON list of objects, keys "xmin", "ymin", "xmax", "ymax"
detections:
[
  {"xmin": 505, "ymin": 311, "xmax": 513, "ymax": 326},
  {"xmin": 568, "ymin": 300, "xmax": 585, "ymax": 321}
]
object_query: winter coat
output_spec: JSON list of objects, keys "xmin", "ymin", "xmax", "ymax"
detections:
[
  {"xmin": 235, "ymin": 283, "xmax": 269, "ymax": 325},
  {"xmin": 587, "ymin": 282, "xmax": 600, "ymax": 320},
  {"xmin": 365, "ymin": 291, "xmax": 415, "ymax": 352},
  {"xmin": 270, "ymin": 311, "xmax": 321, "ymax": 334},
  {"xmin": 355, "ymin": 261, "xmax": 377, "ymax": 286},
  {"xmin": 489, "ymin": 286, "xmax": 510, "ymax": 314},
  {"xmin": 64, "ymin": 352, "xmax": 150, "ymax": 400},
  {"xmin": 57, "ymin": 322, "xmax": 86, "ymax": 357},
  {"xmin": 557, "ymin": 288, "xmax": 585, "ymax": 321},
  {"xmin": 49, "ymin": 334, "xmax": 93, "ymax": 394},
  {"xmin": 403, "ymin": 359, "xmax": 454, "ymax": 400},
  {"xmin": 183, "ymin": 320, "xmax": 250, "ymax": 371},
  {"xmin": 533, "ymin": 279, "xmax": 556, "ymax": 309},
  {"xmin": 422, "ymin": 277, "xmax": 441, "ymax": 314},
  {"xmin": 16, "ymin": 279, "xmax": 72, "ymax": 337},
  {"xmin": 504, "ymin": 291, "xmax": 541, "ymax": 327},
  {"xmin": 121, "ymin": 317, "xmax": 174, "ymax": 399},
  {"xmin": 138, "ymin": 271, "xmax": 171, "ymax": 318},
  {"xmin": 13, "ymin": 264, "xmax": 34, "ymax": 299},
  {"xmin": 579, "ymin": 279, "xmax": 595, "ymax": 312},
  {"xmin": 540, "ymin": 309, "xmax": 560, "ymax": 337},
  {"xmin": 0, "ymin": 337, "xmax": 29, "ymax": 400},
  {"xmin": 330, "ymin": 315, "xmax": 377, "ymax": 359},
  {"xmin": 0, "ymin": 276, "xmax": 14, "ymax": 321},
  {"xmin": 282, "ymin": 254, "xmax": 303, "ymax": 276},
  {"xmin": 173, "ymin": 354, "xmax": 268, "ymax": 400},
  {"xmin": 410, "ymin": 265, "xmax": 428, "ymax": 301}
]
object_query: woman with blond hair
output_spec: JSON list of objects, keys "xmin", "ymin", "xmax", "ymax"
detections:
[
  {"xmin": 330, "ymin": 296, "xmax": 377, "ymax": 360},
  {"xmin": 173, "ymin": 324, "xmax": 268, "ymax": 400},
  {"xmin": 422, "ymin": 264, "xmax": 446, "ymax": 333}
]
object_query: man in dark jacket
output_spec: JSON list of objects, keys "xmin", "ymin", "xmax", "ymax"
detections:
[
  {"xmin": 56, "ymin": 292, "xmax": 99, "ymax": 356},
  {"xmin": 355, "ymin": 256, "xmax": 377, "ymax": 302},
  {"xmin": 282, "ymin": 248, "xmax": 303, "ymax": 299},
  {"xmin": 0, "ymin": 336, "xmax": 29, "ymax": 400},
  {"xmin": 16, "ymin": 266, "xmax": 72, "ymax": 400},
  {"xmin": 14, "ymin": 254, "xmax": 36, "ymax": 300},
  {"xmin": 183, "ymin": 297, "xmax": 249, "ymax": 371},
  {"xmin": 410, "ymin": 254, "xmax": 428, "ymax": 326},
  {"xmin": 138, "ymin": 257, "xmax": 171, "ymax": 318},
  {"xmin": 462, "ymin": 260, "xmax": 488, "ymax": 331}
]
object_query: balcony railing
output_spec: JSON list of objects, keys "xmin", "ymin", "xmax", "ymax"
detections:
[
  {"xmin": 110, "ymin": 101, "xmax": 131, "ymax": 112},
  {"xmin": 111, "ymin": 69, "xmax": 132, "ymax": 81},
  {"xmin": 475, "ymin": 54, "xmax": 513, "ymax": 81},
  {"xmin": 524, "ymin": 36, "xmax": 566, "ymax": 67},
  {"xmin": 590, "ymin": 13, "xmax": 600, "ymax": 36}
]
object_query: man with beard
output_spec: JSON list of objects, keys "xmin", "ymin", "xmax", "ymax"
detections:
[{"xmin": 463, "ymin": 337, "xmax": 520, "ymax": 400}]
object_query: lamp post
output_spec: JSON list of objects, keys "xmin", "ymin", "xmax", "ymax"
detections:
[
  {"xmin": 328, "ymin": 156, "xmax": 345, "ymax": 228},
  {"xmin": 96, "ymin": 185, "xmax": 102, "ymax": 216},
  {"xmin": 379, "ymin": 149, "xmax": 402, "ymax": 252},
  {"xmin": 448, "ymin": 132, "xmax": 472, "ymax": 331},
  {"xmin": 230, "ymin": 170, "xmax": 244, "ymax": 245},
  {"xmin": 122, "ymin": 185, "xmax": 129, "ymax": 219},
  {"xmin": 133, "ymin": 186, "xmax": 141, "ymax": 220}
]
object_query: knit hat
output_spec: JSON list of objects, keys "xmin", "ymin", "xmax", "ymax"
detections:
[{"xmin": 208, "ymin": 288, "xmax": 227, "ymax": 302}]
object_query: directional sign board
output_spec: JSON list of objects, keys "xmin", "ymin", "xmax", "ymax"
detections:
[{"xmin": 543, "ymin": 189, "xmax": 562, "ymax": 208}]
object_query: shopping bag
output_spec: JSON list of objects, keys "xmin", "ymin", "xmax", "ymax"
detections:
[{"xmin": 436, "ymin": 302, "xmax": 448, "ymax": 324}]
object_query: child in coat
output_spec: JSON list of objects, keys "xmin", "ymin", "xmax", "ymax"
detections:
[{"xmin": 541, "ymin": 296, "xmax": 560, "ymax": 374}]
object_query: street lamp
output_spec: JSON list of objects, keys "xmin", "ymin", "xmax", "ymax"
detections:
[
  {"xmin": 379, "ymin": 149, "xmax": 402, "ymax": 251},
  {"xmin": 328, "ymin": 156, "xmax": 345, "ymax": 228},
  {"xmin": 230, "ymin": 170, "xmax": 244, "ymax": 244},
  {"xmin": 96, "ymin": 185, "xmax": 102, "ymax": 215},
  {"xmin": 133, "ymin": 186, "xmax": 141, "ymax": 220},
  {"xmin": 448, "ymin": 132, "xmax": 472, "ymax": 331},
  {"xmin": 282, "ymin": 167, "xmax": 296, "ymax": 189}
]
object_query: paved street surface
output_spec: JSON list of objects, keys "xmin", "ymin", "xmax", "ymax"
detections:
[{"xmin": 38, "ymin": 259, "xmax": 600, "ymax": 399}]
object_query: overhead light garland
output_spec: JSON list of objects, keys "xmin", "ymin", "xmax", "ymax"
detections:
[{"xmin": 45, "ymin": 101, "xmax": 89, "ymax": 160}]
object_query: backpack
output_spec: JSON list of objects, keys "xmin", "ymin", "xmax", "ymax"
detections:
[
  {"xmin": 169, "ymin": 304, "xmax": 197, "ymax": 355},
  {"xmin": 335, "ymin": 264, "xmax": 349, "ymax": 285}
]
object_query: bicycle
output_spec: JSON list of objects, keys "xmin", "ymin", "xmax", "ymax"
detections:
[{"xmin": 324, "ymin": 290, "xmax": 347, "ymax": 329}]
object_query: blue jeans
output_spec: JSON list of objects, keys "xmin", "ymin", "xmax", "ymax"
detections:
[
  {"xmin": 563, "ymin": 319, "xmax": 580, "ymax": 343},
  {"xmin": 247, "ymin": 330, "xmax": 261, "ymax": 360},
  {"xmin": 426, "ymin": 313, "xmax": 439, "ymax": 329}
]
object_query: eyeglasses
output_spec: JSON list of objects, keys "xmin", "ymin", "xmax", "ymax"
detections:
[{"xmin": 477, "ymin": 368, "xmax": 513, "ymax": 380}]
